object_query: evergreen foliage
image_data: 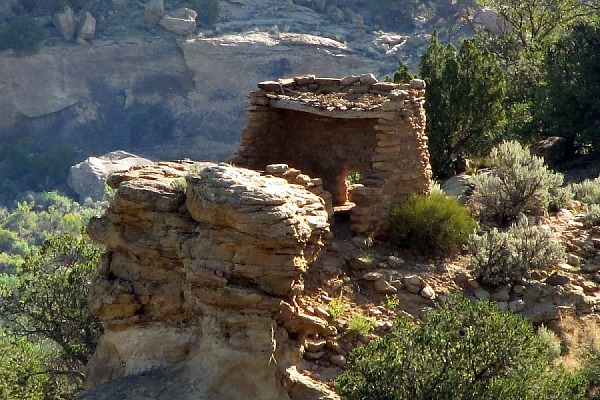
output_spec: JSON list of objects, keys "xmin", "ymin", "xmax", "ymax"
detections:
[
  {"xmin": 0, "ymin": 15, "xmax": 46, "ymax": 55},
  {"xmin": 471, "ymin": 0, "xmax": 599, "ymax": 149},
  {"xmin": 0, "ymin": 192, "xmax": 108, "ymax": 397},
  {"xmin": 392, "ymin": 60, "xmax": 413, "ymax": 83},
  {"xmin": 475, "ymin": 0, "xmax": 595, "ymax": 58},
  {"xmin": 0, "ymin": 332, "xmax": 54, "ymax": 400},
  {"xmin": 336, "ymin": 294, "xmax": 585, "ymax": 400},
  {"xmin": 0, "ymin": 191, "xmax": 108, "ymax": 273},
  {"xmin": 468, "ymin": 217, "xmax": 566, "ymax": 286},
  {"xmin": 420, "ymin": 33, "xmax": 506, "ymax": 177},
  {"xmin": 581, "ymin": 345, "xmax": 600, "ymax": 400},
  {"xmin": 469, "ymin": 141, "xmax": 563, "ymax": 225},
  {"xmin": 390, "ymin": 192, "xmax": 477, "ymax": 255},
  {"xmin": 0, "ymin": 232, "xmax": 103, "ymax": 398},
  {"xmin": 536, "ymin": 22, "xmax": 600, "ymax": 155}
]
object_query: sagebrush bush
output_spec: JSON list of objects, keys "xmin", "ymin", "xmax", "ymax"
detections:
[
  {"xmin": 584, "ymin": 204, "xmax": 600, "ymax": 226},
  {"xmin": 537, "ymin": 325, "xmax": 562, "ymax": 361},
  {"xmin": 390, "ymin": 192, "xmax": 477, "ymax": 255},
  {"xmin": 469, "ymin": 217, "xmax": 566, "ymax": 286},
  {"xmin": 570, "ymin": 178, "xmax": 600, "ymax": 205},
  {"xmin": 549, "ymin": 186, "xmax": 573, "ymax": 212},
  {"xmin": 469, "ymin": 141, "xmax": 564, "ymax": 225}
]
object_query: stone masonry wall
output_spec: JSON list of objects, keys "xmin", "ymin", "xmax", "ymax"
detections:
[{"xmin": 229, "ymin": 74, "xmax": 432, "ymax": 236}]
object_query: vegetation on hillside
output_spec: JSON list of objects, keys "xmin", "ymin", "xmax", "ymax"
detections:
[
  {"xmin": 390, "ymin": 192, "xmax": 477, "ymax": 255},
  {"xmin": 189, "ymin": 0, "xmax": 219, "ymax": 26},
  {"xmin": 0, "ymin": 14, "xmax": 45, "ymax": 54},
  {"xmin": 336, "ymin": 295, "xmax": 597, "ymax": 400},
  {"xmin": 0, "ymin": 192, "xmax": 107, "ymax": 399},
  {"xmin": 0, "ymin": 0, "xmax": 599, "ymax": 398},
  {"xmin": 414, "ymin": 0, "xmax": 600, "ymax": 177},
  {"xmin": 420, "ymin": 32, "xmax": 506, "ymax": 176}
]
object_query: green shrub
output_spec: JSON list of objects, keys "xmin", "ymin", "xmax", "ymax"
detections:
[
  {"xmin": 537, "ymin": 325, "xmax": 562, "ymax": 361},
  {"xmin": 469, "ymin": 141, "xmax": 564, "ymax": 226},
  {"xmin": 346, "ymin": 313, "xmax": 374, "ymax": 336},
  {"xmin": 328, "ymin": 292, "xmax": 347, "ymax": 320},
  {"xmin": 390, "ymin": 192, "xmax": 477, "ymax": 255},
  {"xmin": 189, "ymin": 0, "xmax": 219, "ymax": 26},
  {"xmin": 345, "ymin": 171, "xmax": 362, "ymax": 184},
  {"xmin": 382, "ymin": 294, "xmax": 399, "ymax": 310},
  {"xmin": 549, "ymin": 186, "xmax": 573, "ymax": 212},
  {"xmin": 581, "ymin": 345, "xmax": 600, "ymax": 400},
  {"xmin": 0, "ymin": 15, "xmax": 46, "ymax": 55},
  {"xmin": 571, "ymin": 178, "xmax": 600, "ymax": 205},
  {"xmin": 0, "ymin": 332, "xmax": 54, "ymax": 400},
  {"xmin": 169, "ymin": 177, "xmax": 187, "ymax": 192},
  {"xmin": 0, "ymin": 232, "xmax": 103, "ymax": 398},
  {"xmin": 585, "ymin": 204, "xmax": 600, "ymax": 226},
  {"xmin": 468, "ymin": 217, "xmax": 566, "ymax": 286},
  {"xmin": 335, "ymin": 294, "xmax": 580, "ymax": 400}
]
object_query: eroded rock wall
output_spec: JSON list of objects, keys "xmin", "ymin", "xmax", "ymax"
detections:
[
  {"xmin": 0, "ymin": 33, "xmax": 378, "ymax": 165},
  {"xmin": 81, "ymin": 161, "xmax": 336, "ymax": 400}
]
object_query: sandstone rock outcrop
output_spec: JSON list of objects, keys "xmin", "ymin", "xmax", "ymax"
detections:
[
  {"xmin": 159, "ymin": 8, "xmax": 197, "ymax": 36},
  {"xmin": 68, "ymin": 151, "xmax": 152, "ymax": 201},
  {"xmin": 78, "ymin": 11, "xmax": 97, "ymax": 41},
  {"xmin": 81, "ymin": 161, "xmax": 335, "ymax": 399}
]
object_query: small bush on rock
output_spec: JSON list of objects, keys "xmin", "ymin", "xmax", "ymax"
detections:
[
  {"xmin": 469, "ymin": 141, "xmax": 564, "ymax": 226},
  {"xmin": 468, "ymin": 217, "xmax": 565, "ymax": 286},
  {"xmin": 328, "ymin": 292, "xmax": 346, "ymax": 320},
  {"xmin": 584, "ymin": 204, "xmax": 600, "ymax": 226},
  {"xmin": 347, "ymin": 313, "xmax": 375, "ymax": 336},
  {"xmin": 549, "ymin": 186, "xmax": 573, "ymax": 212},
  {"xmin": 390, "ymin": 192, "xmax": 477, "ymax": 255},
  {"xmin": 571, "ymin": 178, "xmax": 600, "ymax": 205}
]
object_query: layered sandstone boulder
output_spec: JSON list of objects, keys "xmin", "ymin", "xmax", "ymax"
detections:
[
  {"xmin": 159, "ymin": 7, "xmax": 197, "ymax": 35},
  {"xmin": 81, "ymin": 161, "xmax": 335, "ymax": 400}
]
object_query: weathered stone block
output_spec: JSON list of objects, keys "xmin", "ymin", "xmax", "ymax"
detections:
[{"xmin": 53, "ymin": 6, "xmax": 76, "ymax": 41}]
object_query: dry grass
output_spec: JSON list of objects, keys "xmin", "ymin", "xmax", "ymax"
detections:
[{"xmin": 551, "ymin": 314, "xmax": 600, "ymax": 371}]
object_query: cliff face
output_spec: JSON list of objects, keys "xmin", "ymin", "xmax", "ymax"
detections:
[
  {"xmin": 0, "ymin": 32, "xmax": 378, "ymax": 164},
  {"xmin": 80, "ymin": 161, "xmax": 337, "ymax": 400}
]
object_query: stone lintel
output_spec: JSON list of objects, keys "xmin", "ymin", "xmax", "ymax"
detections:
[{"xmin": 267, "ymin": 97, "xmax": 384, "ymax": 119}]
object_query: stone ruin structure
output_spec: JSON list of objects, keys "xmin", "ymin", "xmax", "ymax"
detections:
[
  {"xmin": 229, "ymin": 74, "xmax": 432, "ymax": 236},
  {"xmin": 77, "ymin": 73, "xmax": 434, "ymax": 399},
  {"xmin": 78, "ymin": 76, "xmax": 600, "ymax": 400}
]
